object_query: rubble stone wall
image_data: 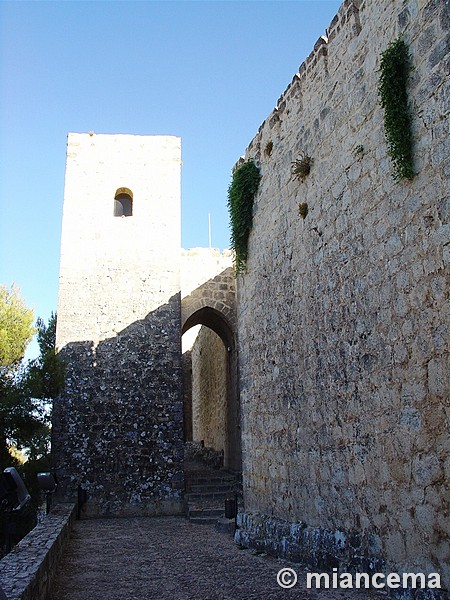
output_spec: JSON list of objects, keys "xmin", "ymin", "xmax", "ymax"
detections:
[{"xmin": 236, "ymin": 0, "xmax": 448, "ymax": 592}]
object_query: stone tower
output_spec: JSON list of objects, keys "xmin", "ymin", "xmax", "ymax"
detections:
[{"xmin": 53, "ymin": 133, "xmax": 184, "ymax": 516}]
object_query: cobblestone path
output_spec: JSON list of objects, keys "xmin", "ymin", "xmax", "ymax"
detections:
[{"xmin": 51, "ymin": 516, "xmax": 382, "ymax": 600}]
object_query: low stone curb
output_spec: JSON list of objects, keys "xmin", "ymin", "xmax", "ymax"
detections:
[{"xmin": 0, "ymin": 503, "xmax": 76, "ymax": 600}]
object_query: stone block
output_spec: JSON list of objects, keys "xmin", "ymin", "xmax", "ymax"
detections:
[
  {"xmin": 412, "ymin": 454, "xmax": 444, "ymax": 487},
  {"xmin": 428, "ymin": 358, "xmax": 448, "ymax": 397}
]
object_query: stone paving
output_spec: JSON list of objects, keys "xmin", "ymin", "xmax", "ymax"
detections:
[{"xmin": 51, "ymin": 516, "xmax": 382, "ymax": 600}]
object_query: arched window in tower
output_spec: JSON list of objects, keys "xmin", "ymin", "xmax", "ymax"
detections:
[{"xmin": 114, "ymin": 187, "xmax": 133, "ymax": 217}]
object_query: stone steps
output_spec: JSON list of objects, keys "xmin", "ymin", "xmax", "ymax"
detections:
[
  {"xmin": 188, "ymin": 478, "xmax": 236, "ymax": 487},
  {"xmin": 188, "ymin": 507, "xmax": 224, "ymax": 519},
  {"xmin": 184, "ymin": 464, "xmax": 241, "ymax": 527},
  {"xmin": 188, "ymin": 483, "xmax": 235, "ymax": 494},
  {"xmin": 188, "ymin": 506, "xmax": 225, "ymax": 525},
  {"xmin": 186, "ymin": 473, "xmax": 237, "ymax": 484},
  {"xmin": 185, "ymin": 491, "xmax": 233, "ymax": 503}
]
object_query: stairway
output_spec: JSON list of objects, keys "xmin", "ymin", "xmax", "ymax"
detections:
[{"xmin": 184, "ymin": 463, "xmax": 242, "ymax": 526}]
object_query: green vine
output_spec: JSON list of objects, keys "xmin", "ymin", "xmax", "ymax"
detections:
[
  {"xmin": 378, "ymin": 37, "xmax": 415, "ymax": 180},
  {"xmin": 227, "ymin": 160, "xmax": 261, "ymax": 274}
]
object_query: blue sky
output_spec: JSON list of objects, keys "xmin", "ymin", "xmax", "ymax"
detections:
[{"xmin": 0, "ymin": 0, "xmax": 340, "ymax": 355}]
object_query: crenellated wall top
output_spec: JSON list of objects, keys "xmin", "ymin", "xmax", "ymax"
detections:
[{"xmin": 234, "ymin": 0, "xmax": 367, "ymax": 170}]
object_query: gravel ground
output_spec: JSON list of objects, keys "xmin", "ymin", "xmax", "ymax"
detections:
[{"xmin": 51, "ymin": 516, "xmax": 383, "ymax": 600}]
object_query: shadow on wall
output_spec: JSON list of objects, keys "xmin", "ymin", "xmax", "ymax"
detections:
[{"xmin": 52, "ymin": 294, "xmax": 185, "ymax": 518}]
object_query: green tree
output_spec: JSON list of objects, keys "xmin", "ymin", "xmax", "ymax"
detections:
[
  {"xmin": 0, "ymin": 285, "xmax": 35, "ymax": 371},
  {"xmin": 0, "ymin": 289, "xmax": 64, "ymax": 554},
  {"xmin": 0, "ymin": 286, "xmax": 64, "ymax": 469},
  {"xmin": 0, "ymin": 285, "xmax": 36, "ymax": 467},
  {"xmin": 26, "ymin": 314, "xmax": 65, "ymax": 410}
]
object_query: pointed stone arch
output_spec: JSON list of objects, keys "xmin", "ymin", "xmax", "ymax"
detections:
[
  {"xmin": 181, "ymin": 266, "xmax": 240, "ymax": 471},
  {"xmin": 181, "ymin": 267, "xmax": 236, "ymax": 343}
]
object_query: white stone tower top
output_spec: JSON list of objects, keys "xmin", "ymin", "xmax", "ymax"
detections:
[{"xmin": 56, "ymin": 132, "xmax": 182, "ymax": 350}]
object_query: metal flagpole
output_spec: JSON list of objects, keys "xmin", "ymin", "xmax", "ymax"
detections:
[{"xmin": 208, "ymin": 213, "xmax": 212, "ymax": 248}]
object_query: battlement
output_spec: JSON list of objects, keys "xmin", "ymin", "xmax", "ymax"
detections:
[{"xmin": 237, "ymin": 0, "xmax": 369, "ymax": 166}]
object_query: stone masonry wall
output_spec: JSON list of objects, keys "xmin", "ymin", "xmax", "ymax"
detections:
[
  {"xmin": 53, "ymin": 134, "xmax": 184, "ymax": 516},
  {"xmin": 191, "ymin": 326, "xmax": 228, "ymax": 455},
  {"xmin": 0, "ymin": 504, "xmax": 75, "ymax": 600},
  {"xmin": 236, "ymin": 0, "xmax": 448, "ymax": 593}
]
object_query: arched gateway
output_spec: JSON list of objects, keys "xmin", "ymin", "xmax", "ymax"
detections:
[{"xmin": 181, "ymin": 249, "xmax": 239, "ymax": 472}]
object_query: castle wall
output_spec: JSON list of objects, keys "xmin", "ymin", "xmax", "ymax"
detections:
[
  {"xmin": 235, "ymin": 0, "xmax": 448, "ymax": 590},
  {"xmin": 191, "ymin": 326, "xmax": 228, "ymax": 455},
  {"xmin": 53, "ymin": 133, "xmax": 184, "ymax": 516}
]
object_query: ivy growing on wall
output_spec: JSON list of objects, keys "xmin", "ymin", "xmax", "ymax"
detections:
[
  {"xmin": 227, "ymin": 160, "xmax": 261, "ymax": 274},
  {"xmin": 378, "ymin": 37, "xmax": 415, "ymax": 180}
]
